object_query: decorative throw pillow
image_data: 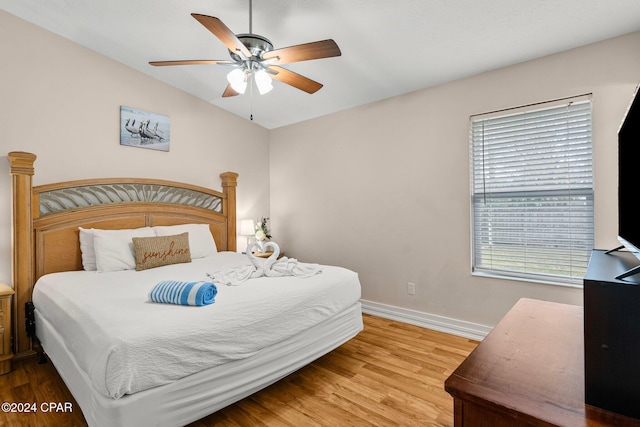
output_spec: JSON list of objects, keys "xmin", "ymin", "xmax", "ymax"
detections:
[{"xmin": 132, "ymin": 232, "xmax": 192, "ymax": 271}]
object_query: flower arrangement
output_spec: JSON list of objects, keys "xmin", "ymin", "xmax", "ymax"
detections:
[{"xmin": 255, "ymin": 217, "xmax": 272, "ymax": 242}]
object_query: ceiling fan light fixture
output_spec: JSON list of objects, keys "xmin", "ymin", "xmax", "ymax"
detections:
[
  {"xmin": 255, "ymin": 69, "xmax": 273, "ymax": 95},
  {"xmin": 227, "ymin": 68, "xmax": 247, "ymax": 94}
]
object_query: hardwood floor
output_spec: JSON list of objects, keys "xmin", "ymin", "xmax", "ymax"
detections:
[{"xmin": 0, "ymin": 314, "xmax": 477, "ymax": 426}]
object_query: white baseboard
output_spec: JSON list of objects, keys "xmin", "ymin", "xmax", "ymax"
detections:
[{"xmin": 360, "ymin": 299, "xmax": 491, "ymax": 341}]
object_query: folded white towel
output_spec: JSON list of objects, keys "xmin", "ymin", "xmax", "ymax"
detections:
[
  {"xmin": 265, "ymin": 256, "xmax": 322, "ymax": 278},
  {"xmin": 208, "ymin": 265, "xmax": 258, "ymax": 285},
  {"xmin": 208, "ymin": 242, "xmax": 322, "ymax": 286}
]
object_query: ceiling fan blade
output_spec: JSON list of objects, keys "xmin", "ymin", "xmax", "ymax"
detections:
[
  {"xmin": 262, "ymin": 39, "xmax": 341, "ymax": 65},
  {"xmin": 268, "ymin": 66, "xmax": 323, "ymax": 94},
  {"xmin": 149, "ymin": 60, "xmax": 234, "ymax": 66},
  {"xmin": 191, "ymin": 14, "xmax": 252, "ymax": 59},
  {"xmin": 222, "ymin": 84, "xmax": 240, "ymax": 98}
]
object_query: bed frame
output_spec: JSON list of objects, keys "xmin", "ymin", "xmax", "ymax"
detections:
[
  {"xmin": 7, "ymin": 151, "xmax": 363, "ymax": 427},
  {"xmin": 7, "ymin": 151, "xmax": 238, "ymax": 360}
]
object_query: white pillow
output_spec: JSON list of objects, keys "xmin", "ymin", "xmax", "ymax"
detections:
[
  {"xmin": 152, "ymin": 224, "xmax": 217, "ymax": 258},
  {"xmin": 79, "ymin": 227, "xmax": 98, "ymax": 271},
  {"xmin": 92, "ymin": 227, "xmax": 155, "ymax": 272}
]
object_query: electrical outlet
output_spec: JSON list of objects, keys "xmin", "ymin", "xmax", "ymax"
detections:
[{"xmin": 407, "ymin": 282, "xmax": 416, "ymax": 295}]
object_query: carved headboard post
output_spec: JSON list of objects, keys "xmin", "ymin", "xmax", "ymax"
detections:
[
  {"xmin": 7, "ymin": 151, "xmax": 37, "ymax": 359},
  {"xmin": 220, "ymin": 172, "xmax": 238, "ymax": 252}
]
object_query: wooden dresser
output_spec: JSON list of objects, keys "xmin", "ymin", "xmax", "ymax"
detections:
[
  {"xmin": 0, "ymin": 283, "xmax": 14, "ymax": 374},
  {"xmin": 445, "ymin": 298, "xmax": 640, "ymax": 426}
]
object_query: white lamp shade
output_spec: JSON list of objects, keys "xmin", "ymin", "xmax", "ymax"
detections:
[
  {"xmin": 255, "ymin": 69, "xmax": 273, "ymax": 95},
  {"xmin": 227, "ymin": 68, "xmax": 247, "ymax": 94},
  {"xmin": 239, "ymin": 219, "xmax": 255, "ymax": 236}
]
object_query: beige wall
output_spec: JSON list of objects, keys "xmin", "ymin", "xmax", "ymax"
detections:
[
  {"xmin": 269, "ymin": 32, "xmax": 640, "ymax": 328},
  {"xmin": 0, "ymin": 10, "xmax": 270, "ymax": 284},
  {"xmin": 3, "ymin": 8, "xmax": 640, "ymax": 331}
]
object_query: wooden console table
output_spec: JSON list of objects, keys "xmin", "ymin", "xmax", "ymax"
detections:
[{"xmin": 445, "ymin": 298, "xmax": 640, "ymax": 426}]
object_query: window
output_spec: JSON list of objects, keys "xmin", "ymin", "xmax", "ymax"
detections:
[{"xmin": 470, "ymin": 95, "xmax": 593, "ymax": 286}]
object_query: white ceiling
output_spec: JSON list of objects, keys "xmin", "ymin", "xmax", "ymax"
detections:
[{"xmin": 3, "ymin": 0, "xmax": 640, "ymax": 129}]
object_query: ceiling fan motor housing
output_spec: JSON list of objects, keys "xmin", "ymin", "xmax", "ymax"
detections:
[{"xmin": 230, "ymin": 33, "xmax": 273, "ymax": 61}]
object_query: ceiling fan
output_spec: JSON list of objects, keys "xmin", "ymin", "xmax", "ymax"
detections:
[{"xmin": 149, "ymin": 0, "xmax": 341, "ymax": 98}]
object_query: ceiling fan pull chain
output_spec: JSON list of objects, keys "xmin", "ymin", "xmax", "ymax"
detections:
[{"xmin": 250, "ymin": 76, "xmax": 254, "ymax": 120}]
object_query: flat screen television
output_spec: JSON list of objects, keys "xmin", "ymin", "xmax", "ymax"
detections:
[{"xmin": 612, "ymin": 82, "xmax": 640, "ymax": 280}]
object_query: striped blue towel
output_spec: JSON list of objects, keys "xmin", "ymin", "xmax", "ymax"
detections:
[{"xmin": 149, "ymin": 280, "xmax": 217, "ymax": 306}]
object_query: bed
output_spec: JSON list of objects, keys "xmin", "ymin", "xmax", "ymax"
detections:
[{"xmin": 7, "ymin": 151, "xmax": 363, "ymax": 427}]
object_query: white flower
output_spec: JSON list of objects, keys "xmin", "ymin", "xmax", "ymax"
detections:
[{"xmin": 255, "ymin": 229, "xmax": 266, "ymax": 241}]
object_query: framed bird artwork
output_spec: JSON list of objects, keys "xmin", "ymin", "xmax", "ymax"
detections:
[{"xmin": 120, "ymin": 105, "xmax": 170, "ymax": 152}]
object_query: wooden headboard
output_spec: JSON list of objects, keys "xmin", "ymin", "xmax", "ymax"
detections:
[{"xmin": 7, "ymin": 151, "xmax": 238, "ymax": 359}]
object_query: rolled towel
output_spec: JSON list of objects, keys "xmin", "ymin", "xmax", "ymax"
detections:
[{"xmin": 149, "ymin": 280, "xmax": 217, "ymax": 306}]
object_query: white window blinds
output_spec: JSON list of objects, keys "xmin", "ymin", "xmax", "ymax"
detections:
[{"xmin": 470, "ymin": 96, "xmax": 594, "ymax": 285}]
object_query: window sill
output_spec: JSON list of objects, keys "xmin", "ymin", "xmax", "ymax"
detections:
[{"xmin": 472, "ymin": 270, "xmax": 584, "ymax": 289}]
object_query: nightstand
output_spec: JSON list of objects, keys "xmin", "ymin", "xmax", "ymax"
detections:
[{"xmin": 0, "ymin": 283, "xmax": 14, "ymax": 375}]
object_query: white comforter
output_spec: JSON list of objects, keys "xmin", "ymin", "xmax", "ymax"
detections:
[{"xmin": 32, "ymin": 252, "xmax": 361, "ymax": 399}]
